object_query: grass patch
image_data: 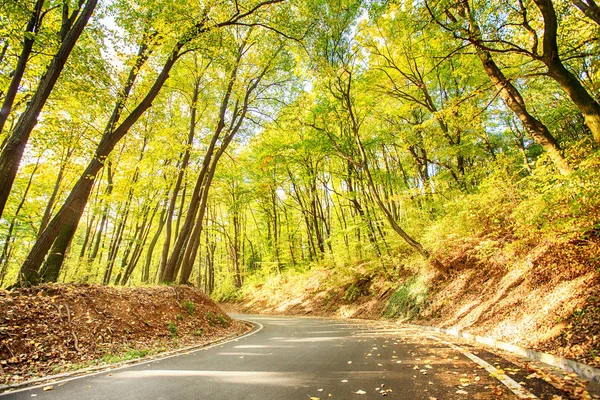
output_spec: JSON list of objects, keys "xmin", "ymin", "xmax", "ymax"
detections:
[
  {"xmin": 167, "ymin": 322, "xmax": 178, "ymax": 338},
  {"xmin": 101, "ymin": 348, "xmax": 150, "ymax": 364},
  {"xmin": 384, "ymin": 277, "xmax": 429, "ymax": 319},
  {"xmin": 183, "ymin": 300, "xmax": 196, "ymax": 315}
]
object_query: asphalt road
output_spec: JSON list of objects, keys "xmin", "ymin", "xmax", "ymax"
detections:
[{"xmin": 2, "ymin": 315, "xmax": 566, "ymax": 399}]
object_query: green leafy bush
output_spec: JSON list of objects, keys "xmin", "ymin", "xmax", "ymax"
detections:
[
  {"xmin": 183, "ymin": 300, "xmax": 196, "ymax": 315},
  {"xmin": 384, "ymin": 277, "xmax": 429, "ymax": 319},
  {"xmin": 167, "ymin": 322, "xmax": 178, "ymax": 338}
]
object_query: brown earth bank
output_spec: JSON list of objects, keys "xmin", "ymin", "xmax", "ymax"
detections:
[
  {"xmin": 0, "ymin": 284, "xmax": 248, "ymax": 386},
  {"xmin": 230, "ymin": 236, "xmax": 600, "ymax": 370}
]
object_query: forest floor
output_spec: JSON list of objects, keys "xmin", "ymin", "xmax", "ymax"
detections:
[
  {"xmin": 0, "ymin": 284, "xmax": 249, "ymax": 388},
  {"xmin": 226, "ymin": 235, "xmax": 600, "ymax": 370}
]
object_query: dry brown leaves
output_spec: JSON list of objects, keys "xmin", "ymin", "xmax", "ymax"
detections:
[{"xmin": 0, "ymin": 284, "xmax": 246, "ymax": 386}]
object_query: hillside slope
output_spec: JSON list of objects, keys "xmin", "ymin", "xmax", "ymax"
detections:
[
  {"xmin": 0, "ymin": 284, "xmax": 247, "ymax": 386},
  {"xmin": 231, "ymin": 236, "xmax": 600, "ymax": 369}
]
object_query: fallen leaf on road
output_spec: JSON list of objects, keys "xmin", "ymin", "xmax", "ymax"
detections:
[
  {"xmin": 43, "ymin": 386, "xmax": 53, "ymax": 391},
  {"xmin": 456, "ymin": 389, "xmax": 468, "ymax": 395},
  {"xmin": 341, "ymin": 379, "xmax": 348, "ymax": 383},
  {"xmin": 354, "ymin": 390, "xmax": 367, "ymax": 395}
]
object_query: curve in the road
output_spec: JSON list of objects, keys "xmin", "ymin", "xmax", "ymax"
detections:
[{"xmin": 1, "ymin": 315, "xmax": 568, "ymax": 400}]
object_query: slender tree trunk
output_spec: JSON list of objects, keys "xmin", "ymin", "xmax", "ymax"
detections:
[
  {"xmin": 475, "ymin": 48, "xmax": 572, "ymax": 174},
  {"xmin": 573, "ymin": 0, "xmax": 600, "ymax": 25},
  {"xmin": 0, "ymin": 0, "xmax": 44, "ymax": 136},
  {"xmin": 0, "ymin": 0, "xmax": 98, "ymax": 219},
  {"xmin": 534, "ymin": 0, "xmax": 600, "ymax": 146},
  {"xmin": 17, "ymin": 43, "xmax": 182, "ymax": 286},
  {"xmin": 39, "ymin": 147, "xmax": 74, "ymax": 236},
  {"xmin": 142, "ymin": 200, "xmax": 168, "ymax": 283},
  {"xmin": 0, "ymin": 156, "xmax": 41, "ymax": 285},
  {"xmin": 121, "ymin": 203, "xmax": 158, "ymax": 285},
  {"xmin": 159, "ymin": 77, "xmax": 201, "ymax": 275},
  {"xmin": 89, "ymin": 162, "xmax": 114, "ymax": 262},
  {"xmin": 163, "ymin": 45, "xmax": 246, "ymax": 283}
]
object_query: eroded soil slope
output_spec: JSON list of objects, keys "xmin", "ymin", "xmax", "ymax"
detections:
[
  {"xmin": 233, "ymin": 237, "xmax": 600, "ymax": 369},
  {"xmin": 0, "ymin": 284, "xmax": 247, "ymax": 386}
]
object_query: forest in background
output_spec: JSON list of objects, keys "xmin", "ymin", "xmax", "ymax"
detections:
[{"xmin": 0, "ymin": 0, "xmax": 599, "ymax": 299}]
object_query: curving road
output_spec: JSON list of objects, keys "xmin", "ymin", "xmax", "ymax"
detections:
[{"xmin": 2, "ymin": 315, "xmax": 566, "ymax": 399}]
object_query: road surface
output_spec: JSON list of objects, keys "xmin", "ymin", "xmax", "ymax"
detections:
[{"xmin": 2, "ymin": 315, "xmax": 566, "ymax": 399}]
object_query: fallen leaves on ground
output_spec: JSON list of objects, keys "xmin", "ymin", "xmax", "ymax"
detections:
[{"xmin": 0, "ymin": 284, "xmax": 247, "ymax": 386}]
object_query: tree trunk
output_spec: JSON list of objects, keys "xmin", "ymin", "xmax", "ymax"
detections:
[
  {"xmin": 0, "ymin": 0, "xmax": 98, "ymax": 219},
  {"xmin": 0, "ymin": 0, "xmax": 45, "ymax": 136},
  {"xmin": 89, "ymin": 162, "xmax": 114, "ymax": 262},
  {"xmin": 39, "ymin": 214, "xmax": 77, "ymax": 282},
  {"xmin": 475, "ymin": 48, "xmax": 572, "ymax": 175},
  {"xmin": 573, "ymin": 0, "xmax": 600, "ymax": 25},
  {"xmin": 0, "ymin": 156, "xmax": 41, "ymax": 285},
  {"xmin": 534, "ymin": 0, "xmax": 600, "ymax": 146},
  {"xmin": 159, "ymin": 77, "xmax": 201, "ymax": 276},
  {"xmin": 17, "ymin": 43, "xmax": 182, "ymax": 286},
  {"xmin": 163, "ymin": 45, "xmax": 245, "ymax": 283},
  {"xmin": 142, "ymin": 200, "xmax": 168, "ymax": 283}
]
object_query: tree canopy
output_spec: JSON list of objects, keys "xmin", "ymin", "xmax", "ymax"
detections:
[{"xmin": 0, "ymin": 0, "xmax": 598, "ymax": 291}]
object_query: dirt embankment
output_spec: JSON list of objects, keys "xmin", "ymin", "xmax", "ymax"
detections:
[
  {"xmin": 0, "ymin": 284, "xmax": 248, "ymax": 386},
  {"xmin": 233, "ymin": 237, "xmax": 600, "ymax": 369}
]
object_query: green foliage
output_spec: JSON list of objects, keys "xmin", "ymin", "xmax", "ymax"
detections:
[
  {"xmin": 343, "ymin": 276, "xmax": 371, "ymax": 303},
  {"xmin": 384, "ymin": 278, "xmax": 429, "ymax": 319},
  {"xmin": 102, "ymin": 348, "xmax": 149, "ymax": 364},
  {"xmin": 183, "ymin": 300, "xmax": 196, "ymax": 315},
  {"xmin": 167, "ymin": 322, "xmax": 178, "ymax": 338},
  {"xmin": 205, "ymin": 311, "xmax": 230, "ymax": 328},
  {"xmin": 211, "ymin": 281, "xmax": 244, "ymax": 303},
  {"xmin": 1, "ymin": 0, "xmax": 599, "ymax": 298},
  {"xmin": 193, "ymin": 329, "xmax": 204, "ymax": 336},
  {"xmin": 205, "ymin": 311, "xmax": 215, "ymax": 327},
  {"xmin": 343, "ymin": 284, "xmax": 363, "ymax": 303}
]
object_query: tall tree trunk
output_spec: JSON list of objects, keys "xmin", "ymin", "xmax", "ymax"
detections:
[
  {"xmin": 475, "ymin": 48, "xmax": 572, "ymax": 175},
  {"xmin": 142, "ymin": 200, "xmax": 168, "ymax": 283},
  {"xmin": 0, "ymin": 0, "xmax": 45, "ymax": 136},
  {"xmin": 89, "ymin": 162, "xmax": 114, "ymax": 262},
  {"xmin": 39, "ymin": 147, "xmax": 74, "ymax": 236},
  {"xmin": 0, "ymin": 155, "xmax": 41, "ymax": 285},
  {"xmin": 535, "ymin": 0, "xmax": 600, "ymax": 146},
  {"xmin": 121, "ymin": 203, "xmax": 159, "ymax": 285},
  {"xmin": 0, "ymin": 0, "xmax": 98, "ymax": 219},
  {"xmin": 159, "ymin": 77, "xmax": 201, "ymax": 276},
  {"xmin": 163, "ymin": 44, "xmax": 246, "ymax": 283},
  {"xmin": 17, "ymin": 42, "xmax": 183, "ymax": 286}
]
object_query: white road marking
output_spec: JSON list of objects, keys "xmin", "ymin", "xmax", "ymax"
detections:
[
  {"xmin": 430, "ymin": 336, "xmax": 538, "ymax": 399},
  {"xmin": 0, "ymin": 320, "xmax": 263, "ymax": 397}
]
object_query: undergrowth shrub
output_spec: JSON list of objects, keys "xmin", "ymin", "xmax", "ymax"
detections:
[{"xmin": 384, "ymin": 277, "xmax": 429, "ymax": 319}]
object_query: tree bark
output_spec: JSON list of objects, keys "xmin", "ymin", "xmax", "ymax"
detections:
[
  {"xmin": 573, "ymin": 0, "xmax": 600, "ymax": 25},
  {"xmin": 0, "ymin": 0, "xmax": 45, "ymax": 136},
  {"xmin": 0, "ymin": 0, "xmax": 98, "ymax": 219},
  {"xmin": 17, "ymin": 42, "xmax": 182, "ymax": 286},
  {"xmin": 475, "ymin": 48, "xmax": 572, "ymax": 175},
  {"xmin": 534, "ymin": 0, "xmax": 600, "ymax": 146},
  {"xmin": 159, "ymin": 77, "xmax": 201, "ymax": 276}
]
